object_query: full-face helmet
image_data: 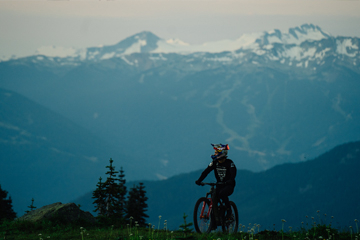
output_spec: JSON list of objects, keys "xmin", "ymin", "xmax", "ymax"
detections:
[{"xmin": 211, "ymin": 143, "xmax": 230, "ymax": 160}]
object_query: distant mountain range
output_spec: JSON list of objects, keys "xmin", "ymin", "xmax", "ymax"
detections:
[
  {"xmin": 0, "ymin": 88, "xmax": 137, "ymax": 215},
  {"xmin": 0, "ymin": 24, "xmax": 359, "ymax": 215},
  {"xmin": 74, "ymin": 140, "xmax": 360, "ymax": 231},
  {"xmin": 0, "ymin": 23, "xmax": 346, "ymax": 62}
]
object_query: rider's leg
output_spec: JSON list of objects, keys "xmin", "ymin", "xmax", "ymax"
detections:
[
  {"xmin": 212, "ymin": 190, "xmax": 221, "ymax": 225},
  {"xmin": 218, "ymin": 186, "xmax": 234, "ymax": 219}
]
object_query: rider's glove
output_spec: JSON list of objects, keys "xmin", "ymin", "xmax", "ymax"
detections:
[{"xmin": 195, "ymin": 180, "xmax": 202, "ymax": 186}]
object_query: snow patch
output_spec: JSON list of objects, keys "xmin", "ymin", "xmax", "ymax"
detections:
[
  {"xmin": 203, "ymin": 56, "xmax": 233, "ymax": 62},
  {"xmin": 336, "ymin": 39, "xmax": 358, "ymax": 57},
  {"xmin": 279, "ymin": 46, "xmax": 317, "ymax": 61},
  {"xmin": 149, "ymin": 54, "xmax": 167, "ymax": 61},
  {"xmin": 166, "ymin": 38, "xmax": 189, "ymax": 46},
  {"xmin": 315, "ymin": 48, "xmax": 331, "ymax": 59},
  {"xmin": 101, "ymin": 52, "xmax": 115, "ymax": 60},
  {"xmin": 123, "ymin": 41, "xmax": 144, "ymax": 55},
  {"xmin": 35, "ymin": 45, "xmax": 85, "ymax": 59},
  {"xmin": 121, "ymin": 56, "xmax": 134, "ymax": 65},
  {"xmin": 153, "ymin": 32, "xmax": 262, "ymax": 54}
]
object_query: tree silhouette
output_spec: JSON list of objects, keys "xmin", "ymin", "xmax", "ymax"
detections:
[
  {"xmin": 179, "ymin": 213, "xmax": 193, "ymax": 237},
  {"xmin": 103, "ymin": 158, "xmax": 120, "ymax": 217},
  {"xmin": 126, "ymin": 182, "xmax": 148, "ymax": 226},
  {"xmin": 0, "ymin": 185, "xmax": 16, "ymax": 223},
  {"xmin": 117, "ymin": 167, "xmax": 127, "ymax": 221},
  {"xmin": 92, "ymin": 158, "xmax": 129, "ymax": 221},
  {"xmin": 92, "ymin": 159, "xmax": 148, "ymax": 224},
  {"xmin": 25, "ymin": 198, "xmax": 36, "ymax": 214},
  {"xmin": 92, "ymin": 177, "xmax": 106, "ymax": 216}
]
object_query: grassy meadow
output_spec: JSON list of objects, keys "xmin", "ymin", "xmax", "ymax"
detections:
[{"xmin": 1, "ymin": 214, "xmax": 359, "ymax": 240}]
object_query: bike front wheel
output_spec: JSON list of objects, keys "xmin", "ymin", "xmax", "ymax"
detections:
[
  {"xmin": 193, "ymin": 197, "xmax": 213, "ymax": 233},
  {"xmin": 222, "ymin": 201, "xmax": 239, "ymax": 234}
]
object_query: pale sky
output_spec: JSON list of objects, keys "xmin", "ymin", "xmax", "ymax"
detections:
[{"xmin": 1, "ymin": 0, "xmax": 360, "ymax": 59}]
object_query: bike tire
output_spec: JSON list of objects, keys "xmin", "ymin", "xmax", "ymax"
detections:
[
  {"xmin": 221, "ymin": 201, "xmax": 239, "ymax": 234},
  {"xmin": 193, "ymin": 197, "xmax": 213, "ymax": 233}
]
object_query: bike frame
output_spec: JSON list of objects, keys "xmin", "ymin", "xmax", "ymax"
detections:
[
  {"xmin": 200, "ymin": 192, "xmax": 213, "ymax": 220},
  {"xmin": 199, "ymin": 183, "xmax": 222, "ymax": 221}
]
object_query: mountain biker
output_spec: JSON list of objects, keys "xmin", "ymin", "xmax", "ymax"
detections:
[{"xmin": 195, "ymin": 143, "xmax": 237, "ymax": 223}]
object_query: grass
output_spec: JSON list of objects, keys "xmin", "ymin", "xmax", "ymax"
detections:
[{"xmin": 1, "ymin": 216, "xmax": 359, "ymax": 240}]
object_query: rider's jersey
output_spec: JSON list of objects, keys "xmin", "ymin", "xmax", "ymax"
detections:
[{"xmin": 197, "ymin": 158, "xmax": 237, "ymax": 186}]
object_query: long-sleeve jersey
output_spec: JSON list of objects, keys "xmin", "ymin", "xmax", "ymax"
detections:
[{"xmin": 197, "ymin": 158, "xmax": 237, "ymax": 186}]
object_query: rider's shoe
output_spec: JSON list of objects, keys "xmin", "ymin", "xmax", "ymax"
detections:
[
  {"xmin": 225, "ymin": 208, "xmax": 232, "ymax": 219},
  {"xmin": 215, "ymin": 217, "xmax": 222, "ymax": 226},
  {"xmin": 211, "ymin": 224, "xmax": 217, "ymax": 230},
  {"xmin": 225, "ymin": 215, "xmax": 234, "ymax": 225},
  {"xmin": 225, "ymin": 208, "xmax": 234, "ymax": 225}
]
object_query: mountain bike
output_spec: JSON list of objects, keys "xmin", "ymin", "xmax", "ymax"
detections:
[{"xmin": 193, "ymin": 182, "xmax": 239, "ymax": 233}]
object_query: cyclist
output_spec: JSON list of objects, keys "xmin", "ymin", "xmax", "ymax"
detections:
[{"xmin": 195, "ymin": 143, "xmax": 237, "ymax": 223}]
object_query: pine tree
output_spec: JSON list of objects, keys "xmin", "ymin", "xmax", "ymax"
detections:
[
  {"xmin": 25, "ymin": 198, "xmax": 36, "ymax": 214},
  {"xmin": 0, "ymin": 185, "xmax": 16, "ymax": 223},
  {"xmin": 126, "ymin": 182, "xmax": 148, "ymax": 227},
  {"xmin": 179, "ymin": 213, "xmax": 193, "ymax": 237},
  {"xmin": 117, "ymin": 167, "xmax": 127, "ymax": 220},
  {"xmin": 126, "ymin": 184, "xmax": 138, "ymax": 222},
  {"xmin": 137, "ymin": 182, "xmax": 148, "ymax": 226},
  {"xmin": 92, "ymin": 177, "xmax": 106, "ymax": 216},
  {"xmin": 92, "ymin": 159, "xmax": 128, "ymax": 221},
  {"xmin": 103, "ymin": 158, "xmax": 120, "ymax": 217}
]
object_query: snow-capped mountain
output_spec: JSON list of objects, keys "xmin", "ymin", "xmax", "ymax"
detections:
[
  {"xmin": 1, "ymin": 24, "xmax": 347, "ymax": 61},
  {"xmin": 261, "ymin": 24, "xmax": 330, "ymax": 45},
  {"xmin": 1, "ymin": 23, "xmax": 359, "ymax": 180},
  {"xmin": 2, "ymin": 23, "xmax": 360, "ymax": 221},
  {"xmin": 250, "ymin": 24, "xmax": 358, "ymax": 66},
  {"xmin": 5, "ymin": 24, "xmax": 358, "ymax": 73},
  {"xmin": 29, "ymin": 30, "xmax": 263, "ymax": 61}
]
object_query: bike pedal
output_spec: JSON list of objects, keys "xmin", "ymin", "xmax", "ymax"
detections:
[
  {"xmin": 226, "ymin": 218, "xmax": 233, "ymax": 223},
  {"xmin": 225, "ymin": 215, "xmax": 234, "ymax": 225}
]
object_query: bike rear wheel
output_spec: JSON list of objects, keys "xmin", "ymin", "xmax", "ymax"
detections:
[
  {"xmin": 193, "ymin": 197, "xmax": 213, "ymax": 233},
  {"xmin": 222, "ymin": 201, "xmax": 239, "ymax": 234}
]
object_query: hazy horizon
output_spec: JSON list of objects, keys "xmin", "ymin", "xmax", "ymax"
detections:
[{"xmin": 1, "ymin": 0, "xmax": 360, "ymax": 59}]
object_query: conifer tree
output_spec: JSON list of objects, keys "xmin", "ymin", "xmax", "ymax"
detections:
[
  {"xmin": 125, "ymin": 184, "xmax": 138, "ymax": 222},
  {"xmin": 25, "ymin": 198, "xmax": 36, "ymax": 214},
  {"xmin": 126, "ymin": 182, "xmax": 148, "ymax": 226},
  {"xmin": 92, "ymin": 177, "xmax": 106, "ymax": 216},
  {"xmin": 179, "ymin": 213, "xmax": 193, "ymax": 237},
  {"xmin": 117, "ymin": 167, "xmax": 127, "ymax": 220},
  {"xmin": 0, "ymin": 185, "xmax": 16, "ymax": 223},
  {"xmin": 103, "ymin": 158, "xmax": 120, "ymax": 217},
  {"xmin": 92, "ymin": 159, "xmax": 128, "ymax": 221},
  {"xmin": 137, "ymin": 182, "xmax": 148, "ymax": 225}
]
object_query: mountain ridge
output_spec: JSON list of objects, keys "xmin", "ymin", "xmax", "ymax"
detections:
[
  {"xmin": 1, "ymin": 23, "xmax": 359, "ymax": 183},
  {"xmin": 0, "ymin": 88, "xmax": 138, "ymax": 215},
  {"xmin": 74, "ymin": 140, "xmax": 360, "ymax": 231},
  {"xmin": 3, "ymin": 24, "xmax": 358, "ymax": 79},
  {"xmin": 2, "ymin": 23, "xmax": 355, "ymax": 63}
]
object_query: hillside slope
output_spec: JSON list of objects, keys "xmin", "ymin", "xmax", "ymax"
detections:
[
  {"xmin": 0, "ymin": 88, "xmax": 136, "ymax": 215},
  {"xmin": 75, "ymin": 141, "xmax": 360, "ymax": 230}
]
